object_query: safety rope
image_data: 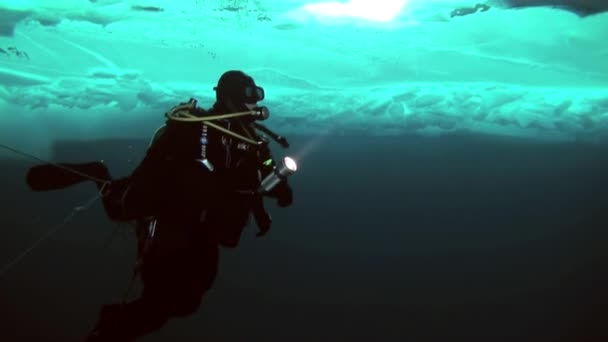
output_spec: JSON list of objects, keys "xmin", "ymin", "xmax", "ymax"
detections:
[
  {"xmin": 0, "ymin": 143, "xmax": 110, "ymax": 185},
  {"xmin": 0, "ymin": 193, "xmax": 101, "ymax": 278}
]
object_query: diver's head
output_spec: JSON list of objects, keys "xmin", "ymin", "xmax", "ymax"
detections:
[{"xmin": 214, "ymin": 70, "xmax": 265, "ymax": 113}]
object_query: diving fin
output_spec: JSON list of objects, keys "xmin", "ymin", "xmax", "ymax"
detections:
[{"xmin": 25, "ymin": 161, "xmax": 111, "ymax": 192}]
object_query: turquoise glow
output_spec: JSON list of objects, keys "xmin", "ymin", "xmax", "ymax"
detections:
[
  {"xmin": 0, "ymin": 0, "xmax": 607, "ymax": 158},
  {"xmin": 303, "ymin": 0, "xmax": 408, "ymax": 22}
]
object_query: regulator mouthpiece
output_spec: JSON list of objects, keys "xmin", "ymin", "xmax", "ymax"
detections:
[
  {"xmin": 258, "ymin": 156, "xmax": 297, "ymax": 193},
  {"xmin": 252, "ymin": 106, "xmax": 270, "ymax": 121}
]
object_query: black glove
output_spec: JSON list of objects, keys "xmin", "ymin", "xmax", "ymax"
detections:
[
  {"xmin": 266, "ymin": 179, "xmax": 293, "ymax": 207},
  {"xmin": 252, "ymin": 196, "xmax": 272, "ymax": 237}
]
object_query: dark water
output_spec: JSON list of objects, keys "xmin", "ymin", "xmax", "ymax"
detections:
[{"xmin": 1, "ymin": 134, "xmax": 608, "ymax": 342}]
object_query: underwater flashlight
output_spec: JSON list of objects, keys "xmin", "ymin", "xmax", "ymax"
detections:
[
  {"xmin": 258, "ymin": 156, "xmax": 297, "ymax": 194},
  {"xmin": 252, "ymin": 106, "xmax": 270, "ymax": 121}
]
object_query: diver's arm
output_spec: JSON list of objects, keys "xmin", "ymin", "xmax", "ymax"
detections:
[
  {"xmin": 128, "ymin": 123, "xmax": 172, "ymax": 180},
  {"xmin": 148, "ymin": 124, "xmax": 167, "ymax": 148},
  {"xmin": 99, "ymin": 124, "xmax": 171, "ymax": 221}
]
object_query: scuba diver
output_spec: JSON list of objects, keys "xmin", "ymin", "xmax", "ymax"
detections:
[
  {"xmin": 25, "ymin": 70, "xmax": 295, "ymax": 341},
  {"xmin": 450, "ymin": 3, "xmax": 491, "ymax": 17}
]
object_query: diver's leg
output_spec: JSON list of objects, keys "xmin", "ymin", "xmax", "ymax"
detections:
[
  {"xmin": 85, "ymin": 298, "xmax": 169, "ymax": 342},
  {"xmin": 85, "ymin": 246, "xmax": 219, "ymax": 342},
  {"xmin": 24, "ymin": 161, "xmax": 146, "ymax": 223},
  {"xmin": 136, "ymin": 214, "xmax": 220, "ymax": 318},
  {"xmin": 23, "ymin": 161, "xmax": 149, "ymax": 224},
  {"xmin": 85, "ymin": 216, "xmax": 220, "ymax": 341},
  {"xmin": 25, "ymin": 157, "xmax": 173, "ymax": 222}
]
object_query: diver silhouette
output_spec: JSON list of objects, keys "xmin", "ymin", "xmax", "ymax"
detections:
[{"xmin": 25, "ymin": 70, "xmax": 295, "ymax": 341}]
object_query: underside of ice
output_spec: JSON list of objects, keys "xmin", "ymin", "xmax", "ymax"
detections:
[{"xmin": 0, "ymin": 0, "xmax": 607, "ymax": 156}]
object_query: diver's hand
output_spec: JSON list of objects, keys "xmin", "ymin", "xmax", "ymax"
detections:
[
  {"xmin": 269, "ymin": 180, "xmax": 293, "ymax": 207},
  {"xmin": 252, "ymin": 199, "xmax": 272, "ymax": 237},
  {"xmin": 277, "ymin": 187, "xmax": 292, "ymax": 207},
  {"xmin": 256, "ymin": 226, "xmax": 270, "ymax": 237}
]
